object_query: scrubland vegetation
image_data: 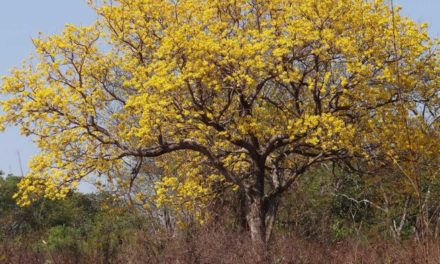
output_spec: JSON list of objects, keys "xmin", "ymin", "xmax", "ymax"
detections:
[{"xmin": 3, "ymin": 168, "xmax": 440, "ymax": 263}]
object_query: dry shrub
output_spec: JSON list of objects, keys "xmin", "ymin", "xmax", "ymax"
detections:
[{"xmin": 2, "ymin": 226, "xmax": 440, "ymax": 263}]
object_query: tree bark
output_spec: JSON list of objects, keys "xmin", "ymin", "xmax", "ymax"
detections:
[
  {"xmin": 242, "ymin": 156, "xmax": 280, "ymax": 259},
  {"xmin": 264, "ymin": 197, "xmax": 279, "ymax": 243},
  {"xmin": 236, "ymin": 188, "xmax": 248, "ymax": 231},
  {"xmin": 245, "ymin": 192, "xmax": 267, "ymax": 263},
  {"xmin": 245, "ymin": 193, "xmax": 266, "ymax": 246}
]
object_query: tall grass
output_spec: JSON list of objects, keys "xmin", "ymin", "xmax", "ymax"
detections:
[{"xmin": 2, "ymin": 225, "xmax": 440, "ymax": 264}]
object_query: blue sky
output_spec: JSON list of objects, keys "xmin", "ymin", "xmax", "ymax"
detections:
[{"xmin": 0, "ymin": 0, "xmax": 439, "ymax": 177}]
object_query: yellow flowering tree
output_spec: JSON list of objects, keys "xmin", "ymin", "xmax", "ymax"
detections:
[{"xmin": 1, "ymin": 0, "xmax": 439, "ymax": 245}]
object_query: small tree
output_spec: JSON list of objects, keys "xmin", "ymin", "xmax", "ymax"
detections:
[{"xmin": 1, "ymin": 0, "xmax": 438, "ymax": 248}]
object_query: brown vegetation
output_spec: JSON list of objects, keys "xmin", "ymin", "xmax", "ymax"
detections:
[{"xmin": 2, "ymin": 226, "xmax": 440, "ymax": 264}]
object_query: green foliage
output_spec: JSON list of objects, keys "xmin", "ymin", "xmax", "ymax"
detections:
[
  {"xmin": 0, "ymin": 174, "xmax": 158, "ymax": 263},
  {"xmin": 0, "ymin": 174, "xmax": 20, "ymax": 213},
  {"xmin": 46, "ymin": 225, "xmax": 83, "ymax": 251}
]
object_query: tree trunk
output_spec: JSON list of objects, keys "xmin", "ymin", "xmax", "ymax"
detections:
[
  {"xmin": 246, "ymin": 193, "xmax": 266, "ymax": 246},
  {"xmin": 236, "ymin": 188, "xmax": 248, "ymax": 231},
  {"xmin": 244, "ymin": 192, "xmax": 280, "ymax": 263},
  {"xmin": 243, "ymin": 160, "xmax": 280, "ymax": 260},
  {"xmin": 264, "ymin": 197, "xmax": 279, "ymax": 243}
]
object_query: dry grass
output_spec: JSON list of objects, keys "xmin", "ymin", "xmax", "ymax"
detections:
[{"xmin": 2, "ymin": 227, "xmax": 440, "ymax": 263}]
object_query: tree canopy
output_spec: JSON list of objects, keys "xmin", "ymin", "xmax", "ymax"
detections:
[{"xmin": 1, "ymin": 0, "xmax": 439, "ymax": 245}]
